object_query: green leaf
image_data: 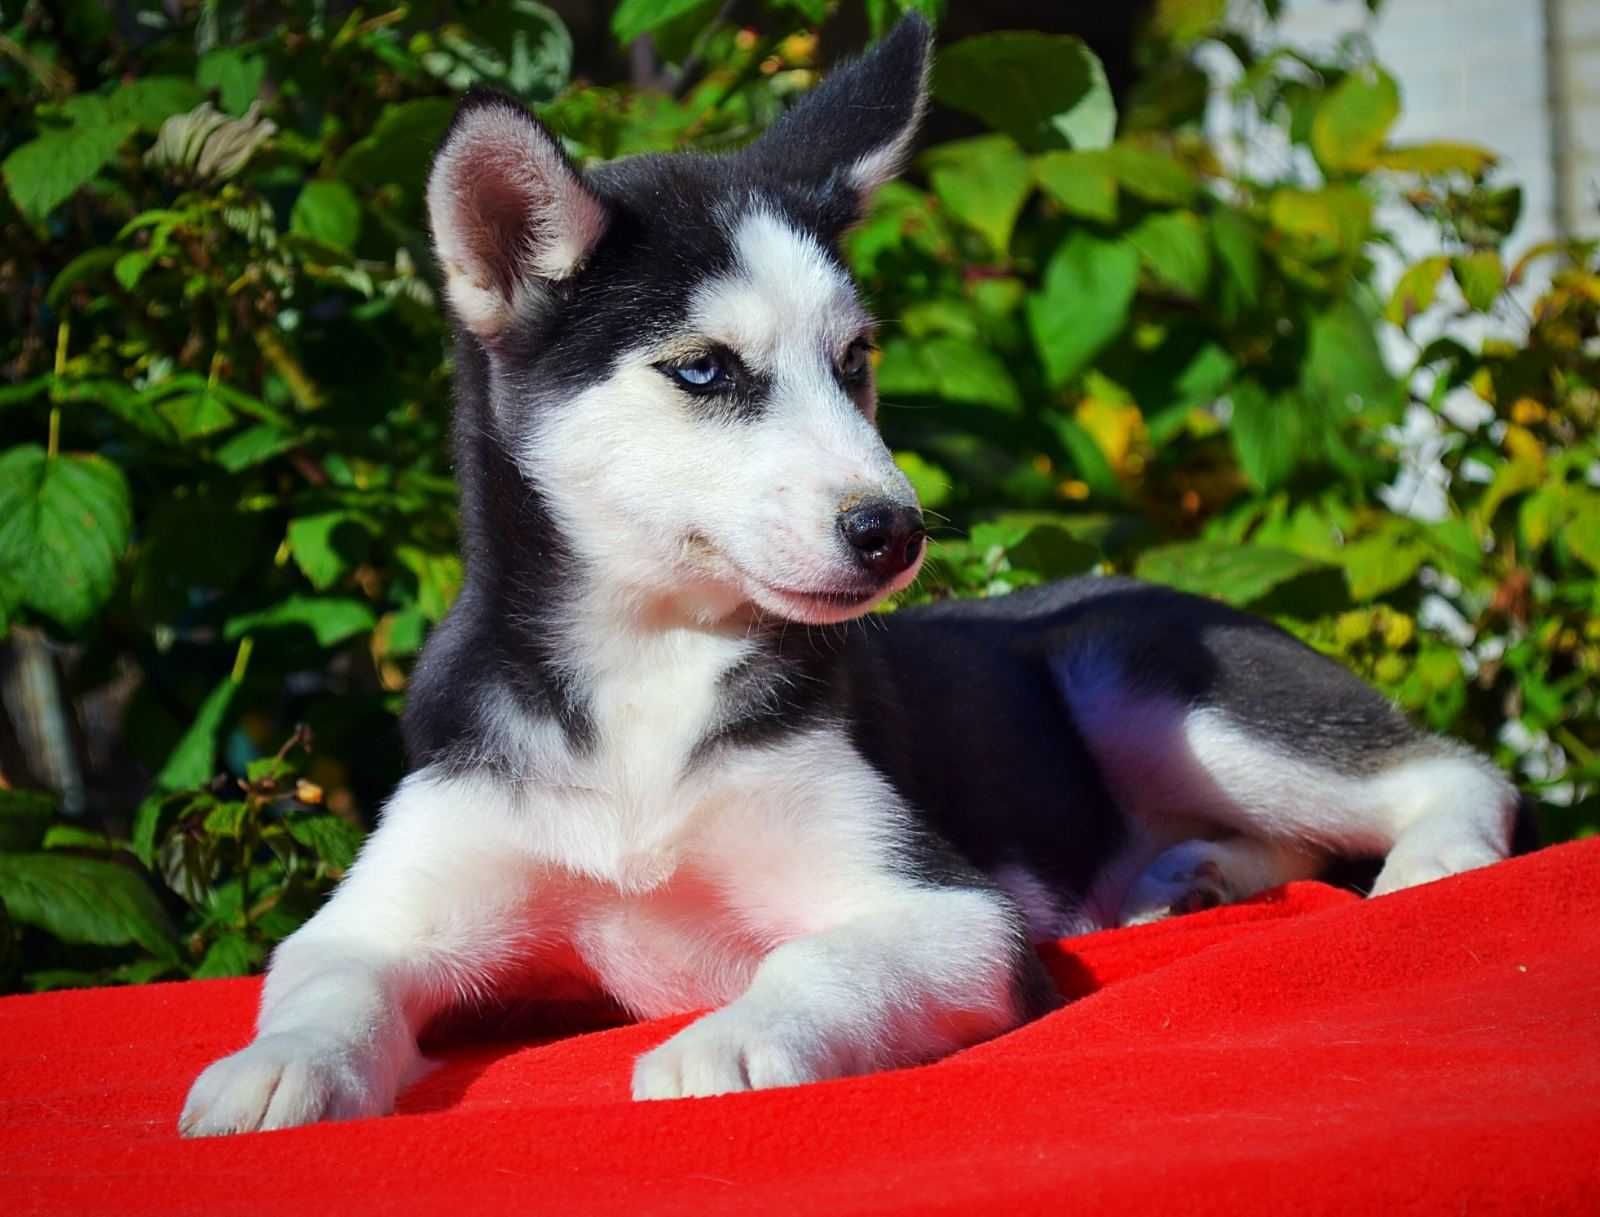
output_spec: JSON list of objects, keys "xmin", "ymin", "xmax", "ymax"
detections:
[
  {"xmin": 0, "ymin": 853, "xmax": 177, "ymax": 959},
  {"xmin": 1452, "ymin": 251, "xmax": 1504, "ymax": 312},
  {"xmin": 1117, "ymin": 332, "xmax": 1235, "ymax": 440},
  {"xmin": 932, "ymin": 33, "xmax": 1116, "ymax": 151},
  {"xmin": 1301, "ymin": 297, "xmax": 1398, "ymax": 417},
  {"xmin": 1386, "ymin": 256, "xmax": 1448, "ymax": 327},
  {"xmin": 878, "ymin": 336, "xmax": 1023, "ymax": 412},
  {"xmin": 51, "ymin": 379, "xmax": 175, "ymax": 444},
  {"xmin": 1046, "ymin": 415, "xmax": 1124, "ymax": 501},
  {"xmin": 225, "ymin": 596, "xmax": 376, "ymax": 646},
  {"xmin": 286, "ymin": 814, "xmax": 364, "ymax": 870},
  {"xmin": 41, "ymin": 824, "xmax": 119, "ymax": 851},
  {"xmin": 126, "ymin": 683, "xmax": 240, "ymax": 885},
  {"xmin": 1127, "ymin": 210, "xmax": 1211, "ymax": 297},
  {"xmin": 924, "ymin": 135, "xmax": 1032, "ymax": 255},
  {"xmin": 1099, "ymin": 144, "xmax": 1197, "ymax": 205},
  {"xmin": 157, "ymin": 390, "xmax": 236, "ymax": 440},
  {"xmin": 193, "ymin": 931, "xmax": 264, "ymax": 979},
  {"xmin": 337, "ymin": 98, "xmax": 456, "ymax": 211},
  {"xmin": 610, "ymin": 0, "xmax": 717, "ymax": 44},
  {"xmin": 291, "ymin": 180, "xmax": 363, "ymax": 253},
  {"xmin": 1563, "ymin": 501, "xmax": 1600, "ymax": 573},
  {"xmin": 0, "ymin": 377, "xmax": 51, "ymax": 412},
  {"xmin": 1026, "ymin": 231, "xmax": 1140, "ymax": 387},
  {"xmin": 153, "ymin": 675, "xmax": 242, "ymax": 793},
  {"xmin": 3, "ymin": 112, "xmax": 134, "ymax": 223},
  {"xmin": 1311, "ymin": 65, "xmax": 1399, "ymax": 173},
  {"xmin": 46, "ymin": 248, "xmax": 122, "ymax": 308},
  {"xmin": 198, "ymin": 48, "xmax": 266, "ymax": 116},
  {"xmin": 214, "ymin": 423, "xmax": 297, "ymax": 472},
  {"xmin": 1476, "ymin": 452, "xmax": 1544, "ymax": 527},
  {"xmin": 1268, "ymin": 185, "xmax": 1371, "ymax": 261},
  {"xmin": 1033, "ymin": 151, "xmax": 1117, "ymax": 222},
  {"xmin": 993, "ymin": 519, "xmax": 1100, "ymax": 579},
  {"xmin": 396, "ymin": 549, "xmax": 464, "ymax": 623},
  {"xmin": 287, "ymin": 511, "xmax": 372, "ymax": 591},
  {"xmin": 106, "ymin": 77, "xmax": 205, "ymax": 133},
  {"xmin": 0, "ymin": 445, "xmax": 132, "ymax": 632},
  {"xmin": 1210, "ymin": 210, "xmax": 1261, "ymax": 316},
  {"xmin": 1374, "ymin": 142, "xmax": 1496, "ymax": 175},
  {"xmin": 0, "ymin": 788, "xmax": 56, "ymax": 851},
  {"xmin": 202, "ymin": 800, "xmax": 248, "ymax": 840},
  {"xmin": 1149, "ymin": 0, "xmax": 1227, "ymax": 44},
  {"xmin": 113, "ymin": 249, "xmax": 156, "ymax": 291},
  {"xmin": 1519, "ymin": 485, "xmax": 1569, "ymax": 552},
  {"xmin": 1230, "ymin": 382, "xmax": 1306, "ymax": 491},
  {"xmin": 1341, "ymin": 528, "xmax": 1428, "ymax": 599},
  {"xmin": 894, "ymin": 451, "xmax": 951, "ymax": 510},
  {"xmin": 1135, "ymin": 542, "xmax": 1328, "ymax": 607}
]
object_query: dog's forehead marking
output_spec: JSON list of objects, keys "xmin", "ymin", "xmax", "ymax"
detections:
[{"xmin": 688, "ymin": 210, "xmax": 865, "ymax": 367}]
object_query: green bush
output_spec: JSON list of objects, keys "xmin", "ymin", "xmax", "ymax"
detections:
[{"xmin": 0, "ymin": 0, "xmax": 1595, "ymax": 993}]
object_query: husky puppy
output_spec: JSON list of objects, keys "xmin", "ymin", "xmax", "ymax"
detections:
[{"xmin": 181, "ymin": 16, "xmax": 1518, "ymax": 1135}]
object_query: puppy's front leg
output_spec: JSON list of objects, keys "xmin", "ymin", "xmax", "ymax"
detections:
[
  {"xmin": 181, "ymin": 769, "xmax": 537, "ymax": 1136},
  {"xmin": 633, "ymin": 886, "xmax": 1045, "ymax": 1100}
]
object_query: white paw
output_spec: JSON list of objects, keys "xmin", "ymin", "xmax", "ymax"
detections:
[
  {"xmin": 1119, "ymin": 840, "xmax": 1233, "ymax": 927},
  {"xmin": 1370, "ymin": 840, "xmax": 1504, "ymax": 897},
  {"xmin": 179, "ymin": 1032, "xmax": 390, "ymax": 1136},
  {"xmin": 632, "ymin": 1006, "xmax": 834, "ymax": 1101}
]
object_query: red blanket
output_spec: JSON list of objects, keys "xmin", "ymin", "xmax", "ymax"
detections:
[{"xmin": 4, "ymin": 839, "xmax": 1598, "ymax": 1216}]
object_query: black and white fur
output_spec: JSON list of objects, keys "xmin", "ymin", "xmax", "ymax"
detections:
[{"xmin": 181, "ymin": 17, "xmax": 1518, "ymax": 1134}]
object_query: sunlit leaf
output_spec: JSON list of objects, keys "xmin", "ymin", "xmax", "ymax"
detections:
[
  {"xmin": 1128, "ymin": 210, "xmax": 1211, "ymax": 297},
  {"xmin": 225, "ymin": 597, "xmax": 376, "ymax": 646},
  {"xmin": 1311, "ymin": 64, "xmax": 1399, "ymax": 173},
  {"xmin": 1033, "ymin": 151, "xmax": 1117, "ymax": 222},
  {"xmin": 1386, "ymin": 256, "xmax": 1448, "ymax": 327},
  {"xmin": 1375, "ymin": 142, "xmax": 1496, "ymax": 175},
  {"xmin": 1452, "ymin": 251, "xmax": 1504, "ymax": 312},
  {"xmin": 1135, "ymin": 542, "xmax": 1328, "ymax": 607},
  {"xmin": 924, "ymin": 135, "xmax": 1032, "ymax": 255},
  {"xmin": 1026, "ymin": 232, "xmax": 1140, "ymax": 386}
]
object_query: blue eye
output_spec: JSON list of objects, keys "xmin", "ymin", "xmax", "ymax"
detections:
[{"xmin": 671, "ymin": 355, "xmax": 725, "ymax": 390}]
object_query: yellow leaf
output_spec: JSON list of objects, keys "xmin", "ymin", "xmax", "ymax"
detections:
[
  {"xmin": 1075, "ymin": 397, "xmax": 1145, "ymax": 475},
  {"xmin": 1311, "ymin": 66, "xmax": 1399, "ymax": 173},
  {"xmin": 1510, "ymin": 397, "xmax": 1546, "ymax": 426},
  {"xmin": 1148, "ymin": 0, "xmax": 1227, "ymax": 44},
  {"xmin": 1374, "ymin": 142, "xmax": 1496, "ymax": 175},
  {"xmin": 1469, "ymin": 366, "xmax": 1496, "ymax": 404},
  {"xmin": 1503, "ymin": 424, "xmax": 1545, "ymax": 468},
  {"xmin": 1553, "ymin": 269, "xmax": 1600, "ymax": 306},
  {"xmin": 1386, "ymin": 255, "xmax": 1448, "ymax": 327}
]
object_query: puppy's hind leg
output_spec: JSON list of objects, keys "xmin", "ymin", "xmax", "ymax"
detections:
[
  {"xmin": 1366, "ymin": 748, "xmax": 1519, "ymax": 897},
  {"xmin": 180, "ymin": 768, "xmax": 541, "ymax": 1136},
  {"xmin": 1119, "ymin": 836, "xmax": 1326, "ymax": 927}
]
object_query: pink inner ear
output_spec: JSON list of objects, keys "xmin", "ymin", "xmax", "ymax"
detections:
[
  {"xmin": 456, "ymin": 147, "xmax": 542, "ymax": 301},
  {"xmin": 431, "ymin": 102, "xmax": 609, "ymax": 314}
]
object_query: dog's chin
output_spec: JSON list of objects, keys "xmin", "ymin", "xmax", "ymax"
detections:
[{"xmin": 742, "ymin": 558, "xmax": 924, "ymax": 627}]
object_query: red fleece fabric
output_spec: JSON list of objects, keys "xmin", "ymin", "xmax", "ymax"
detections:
[{"xmin": 3, "ymin": 840, "xmax": 1598, "ymax": 1216}]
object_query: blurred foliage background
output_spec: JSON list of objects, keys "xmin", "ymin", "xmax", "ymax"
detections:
[{"xmin": 0, "ymin": 0, "xmax": 1596, "ymax": 994}]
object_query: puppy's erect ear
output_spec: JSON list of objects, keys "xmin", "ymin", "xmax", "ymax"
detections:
[
  {"xmin": 426, "ymin": 91, "xmax": 608, "ymax": 343},
  {"xmin": 746, "ymin": 13, "xmax": 932, "ymax": 203}
]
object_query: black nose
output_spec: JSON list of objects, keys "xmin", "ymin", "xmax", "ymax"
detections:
[{"xmin": 837, "ymin": 500, "xmax": 926, "ymax": 579}]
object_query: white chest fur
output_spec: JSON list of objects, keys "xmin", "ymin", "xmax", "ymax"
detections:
[{"xmin": 393, "ymin": 625, "xmax": 909, "ymax": 1018}]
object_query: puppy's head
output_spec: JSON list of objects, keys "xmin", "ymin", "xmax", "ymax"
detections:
[{"xmin": 426, "ymin": 16, "xmax": 932, "ymax": 626}]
